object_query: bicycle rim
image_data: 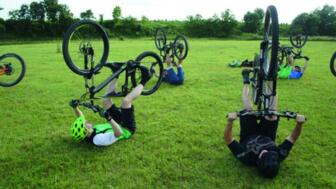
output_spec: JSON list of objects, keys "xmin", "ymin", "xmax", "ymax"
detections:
[
  {"xmin": 0, "ymin": 53, "xmax": 26, "ymax": 87},
  {"xmin": 63, "ymin": 20, "xmax": 109, "ymax": 76}
]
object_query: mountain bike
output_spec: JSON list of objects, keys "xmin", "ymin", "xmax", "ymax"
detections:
[
  {"xmin": 278, "ymin": 24, "xmax": 309, "ymax": 66},
  {"xmin": 154, "ymin": 27, "xmax": 189, "ymax": 66},
  {"xmin": 330, "ymin": 51, "xmax": 336, "ymax": 77},
  {"xmin": 0, "ymin": 53, "xmax": 26, "ymax": 87},
  {"xmin": 248, "ymin": 6, "xmax": 282, "ymax": 116},
  {"xmin": 245, "ymin": 5, "xmax": 300, "ymax": 120},
  {"xmin": 278, "ymin": 45, "xmax": 309, "ymax": 66},
  {"xmin": 62, "ymin": 20, "xmax": 163, "ymax": 106}
]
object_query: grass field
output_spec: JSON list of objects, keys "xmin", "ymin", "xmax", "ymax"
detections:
[{"xmin": 0, "ymin": 39, "xmax": 335, "ymax": 188}]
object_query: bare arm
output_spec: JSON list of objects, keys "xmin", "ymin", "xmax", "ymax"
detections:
[
  {"xmin": 224, "ymin": 112, "xmax": 237, "ymax": 145},
  {"xmin": 287, "ymin": 114, "xmax": 305, "ymax": 144},
  {"xmin": 301, "ymin": 60, "xmax": 308, "ymax": 73},
  {"xmin": 107, "ymin": 117, "xmax": 123, "ymax": 138},
  {"xmin": 73, "ymin": 106, "xmax": 84, "ymax": 117}
]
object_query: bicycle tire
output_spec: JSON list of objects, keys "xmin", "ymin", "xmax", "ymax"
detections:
[
  {"xmin": 173, "ymin": 34, "xmax": 189, "ymax": 61},
  {"xmin": 62, "ymin": 20, "xmax": 109, "ymax": 76},
  {"xmin": 252, "ymin": 54, "xmax": 262, "ymax": 106},
  {"xmin": 154, "ymin": 28, "xmax": 167, "ymax": 51},
  {"xmin": 330, "ymin": 51, "xmax": 336, "ymax": 77},
  {"xmin": 131, "ymin": 51, "xmax": 163, "ymax": 96},
  {"xmin": 0, "ymin": 53, "xmax": 26, "ymax": 87},
  {"xmin": 290, "ymin": 26, "xmax": 308, "ymax": 48},
  {"xmin": 262, "ymin": 5, "xmax": 279, "ymax": 80}
]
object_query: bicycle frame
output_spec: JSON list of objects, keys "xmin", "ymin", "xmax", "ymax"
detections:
[
  {"xmin": 80, "ymin": 48, "xmax": 138, "ymax": 102},
  {"xmin": 160, "ymin": 42, "xmax": 179, "ymax": 65}
]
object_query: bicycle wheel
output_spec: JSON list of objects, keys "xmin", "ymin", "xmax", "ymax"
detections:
[
  {"xmin": 330, "ymin": 52, "xmax": 336, "ymax": 77},
  {"xmin": 173, "ymin": 34, "xmax": 189, "ymax": 61},
  {"xmin": 290, "ymin": 25, "xmax": 308, "ymax": 48},
  {"xmin": 154, "ymin": 28, "xmax": 166, "ymax": 51},
  {"xmin": 131, "ymin": 51, "xmax": 163, "ymax": 96},
  {"xmin": 0, "ymin": 53, "xmax": 26, "ymax": 87},
  {"xmin": 261, "ymin": 5, "xmax": 279, "ymax": 80},
  {"xmin": 62, "ymin": 20, "xmax": 109, "ymax": 76}
]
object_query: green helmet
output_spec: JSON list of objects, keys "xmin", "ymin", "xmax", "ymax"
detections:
[{"xmin": 70, "ymin": 116, "xmax": 87, "ymax": 141}]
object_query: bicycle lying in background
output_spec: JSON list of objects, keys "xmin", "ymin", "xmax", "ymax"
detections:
[
  {"xmin": 238, "ymin": 5, "xmax": 299, "ymax": 120},
  {"xmin": 0, "ymin": 53, "xmax": 26, "ymax": 87},
  {"xmin": 62, "ymin": 20, "xmax": 163, "ymax": 109},
  {"xmin": 154, "ymin": 27, "xmax": 189, "ymax": 66},
  {"xmin": 330, "ymin": 51, "xmax": 336, "ymax": 77}
]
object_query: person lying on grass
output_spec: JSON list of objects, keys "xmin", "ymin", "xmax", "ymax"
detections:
[
  {"xmin": 162, "ymin": 55, "xmax": 184, "ymax": 85},
  {"xmin": 278, "ymin": 52, "xmax": 309, "ymax": 79},
  {"xmin": 69, "ymin": 66, "xmax": 151, "ymax": 146},
  {"xmin": 224, "ymin": 69, "xmax": 306, "ymax": 178}
]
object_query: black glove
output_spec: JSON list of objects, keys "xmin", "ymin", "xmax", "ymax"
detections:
[{"xmin": 69, "ymin": 99, "xmax": 79, "ymax": 108}]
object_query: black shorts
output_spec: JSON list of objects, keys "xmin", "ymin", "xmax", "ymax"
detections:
[
  {"xmin": 106, "ymin": 104, "xmax": 136, "ymax": 134},
  {"xmin": 239, "ymin": 110, "xmax": 279, "ymax": 142}
]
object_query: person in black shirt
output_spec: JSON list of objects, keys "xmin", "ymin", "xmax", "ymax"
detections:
[{"xmin": 224, "ymin": 69, "xmax": 306, "ymax": 178}]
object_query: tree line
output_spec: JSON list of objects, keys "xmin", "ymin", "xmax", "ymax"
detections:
[{"xmin": 0, "ymin": 0, "xmax": 335, "ymax": 40}]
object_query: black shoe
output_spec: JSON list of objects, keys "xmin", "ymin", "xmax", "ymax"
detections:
[
  {"xmin": 242, "ymin": 69, "xmax": 252, "ymax": 84},
  {"xmin": 139, "ymin": 66, "xmax": 152, "ymax": 86},
  {"xmin": 105, "ymin": 63, "xmax": 122, "ymax": 73}
]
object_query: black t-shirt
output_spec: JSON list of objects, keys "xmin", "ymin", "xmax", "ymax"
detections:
[{"xmin": 228, "ymin": 134, "xmax": 293, "ymax": 166}]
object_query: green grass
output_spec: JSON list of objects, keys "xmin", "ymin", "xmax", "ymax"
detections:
[{"xmin": 0, "ymin": 39, "xmax": 335, "ymax": 188}]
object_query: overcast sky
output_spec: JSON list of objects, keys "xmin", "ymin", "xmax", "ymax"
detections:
[{"xmin": 0, "ymin": 0, "xmax": 335, "ymax": 23}]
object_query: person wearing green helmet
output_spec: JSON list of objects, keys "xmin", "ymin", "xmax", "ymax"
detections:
[{"xmin": 69, "ymin": 66, "xmax": 152, "ymax": 146}]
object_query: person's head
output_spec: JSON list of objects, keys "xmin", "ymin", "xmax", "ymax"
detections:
[
  {"xmin": 70, "ymin": 116, "xmax": 93, "ymax": 141},
  {"xmin": 257, "ymin": 150, "xmax": 280, "ymax": 178},
  {"xmin": 294, "ymin": 66, "xmax": 301, "ymax": 72}
]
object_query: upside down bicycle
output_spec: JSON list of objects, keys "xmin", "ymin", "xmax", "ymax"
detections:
[
  {"xmin": 0, "ymin": 53, "xmax": 26, "ymax": 87},
  {"xmin": 238, "ymin": 5, "xmax": 300, "ymax": 120},
  {"xmin": 278, "ymin": 24, "xmax": 309, "ymax": 66},
  {"xmin": 62, "ymin": 20, "xmax": 164, "ymax": 109},
  {"xmin": 154, "ymin": 27, "xmax": 189, "ymax": 66}
]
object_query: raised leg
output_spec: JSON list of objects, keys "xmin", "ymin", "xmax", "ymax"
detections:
[
  {"xmin": 102, "ymin": 78, "xmax": 118, "ymax": 109},
  {"xmin": 121, "ymin": 84, "xmax": 144, "ymax": 109},
  {"xmin": 242, "ymin": 84, "xmax": 252, "ymax": 111}
]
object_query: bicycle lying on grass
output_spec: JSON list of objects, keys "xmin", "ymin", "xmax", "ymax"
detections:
[
  {"xmin": 154, "ymin": 27, "xmax": 189, "ymax": 66},
  {"xmin": 0, "ymin": 53, "xmax": 26, "ymax": 87},
  {"xmin": 330, "ymin": 51, "xmax": 336, "ymax": 77},
  {"xmin": 236, "ymin": 5, "xmax": 300, "ymax": 120},
  {"xmin": 62, "ymin": 20, "xmax": 163, "ymax": 109}
]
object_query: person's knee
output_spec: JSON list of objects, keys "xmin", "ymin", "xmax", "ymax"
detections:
[
  {"xmin": 121, "ymin": 97, "xmax": 132, "ymax": 108},
  {"xmin": 102, "ymin": 98, "xmax": 112, "ymax": 109}
]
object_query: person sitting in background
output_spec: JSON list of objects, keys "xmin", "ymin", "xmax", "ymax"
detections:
[
  {"xmin": 278, "ymin": 52, "xmax": 308, "ymax": 79},
  {"xmin": 163, "ymin": 55, "xmax": 184, "ymax": 85}
]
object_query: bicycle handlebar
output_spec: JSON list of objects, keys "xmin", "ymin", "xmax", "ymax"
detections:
[
  {"xmin": 236, "ymin": 110, "xmax": 298, "ymax": 119},
  {"xmin": 79, "ymin": 101, "xmax": 103, "ymax": 113}
]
